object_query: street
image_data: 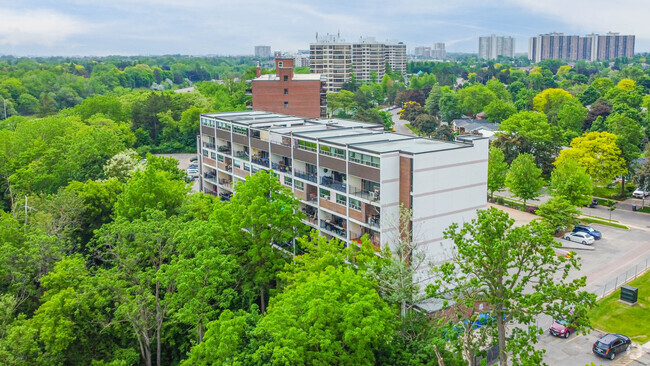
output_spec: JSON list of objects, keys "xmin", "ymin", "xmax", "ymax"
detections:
[{"xmin": 390, "ymin": 108, "xmax": 417, "ymax": 136}]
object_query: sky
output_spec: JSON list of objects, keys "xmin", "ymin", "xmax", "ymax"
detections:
[{"xmin": 0, "ymin": 0, "xmax": 649, "ymax": 57}]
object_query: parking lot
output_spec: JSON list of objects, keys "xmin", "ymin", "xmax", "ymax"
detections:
[{"xmin": 155, "ymin": 153, "xmax": 200, "ymax": 192}]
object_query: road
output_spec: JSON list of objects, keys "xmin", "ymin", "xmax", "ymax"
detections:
[{"xmin": 389, "ymin": 108, "xmax": 417, "ymax": 136}]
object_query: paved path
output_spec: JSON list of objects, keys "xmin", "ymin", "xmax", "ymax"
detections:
[{"xmin": 389, "ymin": 109, "xmax": 417, "ymax": 136}]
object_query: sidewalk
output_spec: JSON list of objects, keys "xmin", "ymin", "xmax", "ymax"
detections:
[{"xmin": 487, "ymin": 203, "xmax": 537, "ymax": 226}]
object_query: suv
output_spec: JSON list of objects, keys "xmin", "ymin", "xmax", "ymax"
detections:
[
  {"xmin": 633, "ymin": 188, "xmax": 649, "ymax": 198},
  {"xmin": 573, "ymin": 224, "xmax": 602, "ymax": 240},
  {"xmin": 593, "ymin": 334, "xmax": 631, "ymax": 360}
]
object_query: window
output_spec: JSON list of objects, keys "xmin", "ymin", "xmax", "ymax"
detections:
[
  {"xmin": 294, "ymin": 180, "xmax": 304, "ymax": 191},
  {"xmin": 349, "ymin": 198, "xmax": 361, "ymax": 210},
  {"xmin": 278, "ymin": 61, "xmax": 284, "ymax": 68},
  {"xmin": 284, "ymin": 101, "xmax": 289, "ymax": 108},
  {"xmin": 283, "ymin": 75, "xmax": 288, "ymax": 81},
  {"xmin": 336, "ymin": 193, "xmax": 346, "ymax": 205},
  {"xmin": 244, "ymin": 163, "xmax": 250, "ymax": 171},
  {"xmin": 284, "ymin": 88, "xmax": 288, "ymax": 95},
  {"xmin": 297, "ymin": 139, "xmax": 317, "ymax": 152},
  {"xmin": 233, "ymin": 160, "xmax": 241, "ymax": 168},
  {"xmin": 284, "ymin": 176, "xmax": 292, "ymax": 186},
  {"xmin": 252, "ymin": 166, "xmax": 260, "ymax": 174},
  {"xmin": 319, "ymin": 145, "xmax": 345, "ymax": 159},
  {"xmin": 233, "ymin": 125, "xmax": 248, "ymax": 136},
  {"xmin": 202, "ymin": 149, "xmax": 208, "ymax": 157},
  {"xmin": 217, "ymin": 121, "xmax": 231, "ymax": 131},
  {"xmin": 211, "ymin": 152, "xmax": 216, "ymax": 159},
  {"xmin": 320, "ymin": 188, "xmax": 331, "ymax": 200},
  {"xmin": 349, "ymin": 151, "xmax": 380, "ymax": 168}
]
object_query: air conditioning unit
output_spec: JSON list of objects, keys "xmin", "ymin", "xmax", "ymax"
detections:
[{"xmin": 369, "ymin": 192, "xmax": 376, "ymax": 200}]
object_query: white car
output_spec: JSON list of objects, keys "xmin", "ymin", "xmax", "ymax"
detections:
[
  {"xmin": 187, "ymin": 167, "xmax": 199, "ymax": 179},
  {"xmin": 563, "ymin": 232, "xmax": 595, "ymax": 245},
  {"xmin": 632, "ymin": 188, "xmax": 648, "ymax": 198}
]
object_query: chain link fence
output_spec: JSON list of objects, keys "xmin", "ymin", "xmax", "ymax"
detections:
[{"xmin": 594, "ymin": 256, "xmax": 650, "ymax": 300}]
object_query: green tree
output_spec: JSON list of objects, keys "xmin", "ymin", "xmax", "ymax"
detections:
[
  {"xmin": 457, "ymin": 84, "xmax": 497, "ymax": 117},
  {"xmin": 488, "ymin": 147, "xmax": 509, "ymax": 200},
  {"xmin": 549, "ymin": 158, "xmax": 593, "ymax": 206},
  {"xmin": 484, "ymin": 99, "xmax": 516, "ymax": 123},
  {"xmin": 506, "ymin": 153, "xmax": 544, "ymax": 208},
  {"xmin": 16, "ymin": 94, "xmax": 39, "ymax": 115},
  {"xmin": 327, "ymin": 90, "xmax": 357, "ymax": 117},
  {"xmin": 606, "ymin": 113, "xmax": 643, "ymax": 196},
  {"xmin": 412, "ymin": 113, "xmax": 439, "ymax": 136},
  {"xmin": 427, "ymin": 207, "xmax": 595, "ymax": 366},
  {"xmin": 500, "ymin": 111, "xmax": 554, "ymax": 144},
  {"xmin": 438, "ymin": 92, "xmax": 461, "ymax": 122},
  {"xmin": 398, "ymin": 101, "xmax": 424, "ymax": 122},
  {"xmin": 554, "ymin": 131, "xmax": 626, "ymax": 186},
  {"xmin": 536, "ymin": 196, "xmax": 581, "ymax": 233}
]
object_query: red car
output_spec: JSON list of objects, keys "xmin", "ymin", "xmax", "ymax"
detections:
[{"xmin": 549, "ymin": 318, "xmax": 576, "ymax": 338}]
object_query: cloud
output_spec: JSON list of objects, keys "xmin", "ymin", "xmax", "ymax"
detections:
[{"xmin": 0, "ymin": 8, "xmax": 92, "ymax": 46}]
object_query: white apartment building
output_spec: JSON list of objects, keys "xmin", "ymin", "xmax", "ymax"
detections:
[
  {"xmin": 478, "ymin": 35, "xmax": 515, "ymax": 60},
  {"xmin": 310, "ymin": 34, "xmax": 406, "ymax": 92},
  {"xmin": 254, "ymin": 45, "xmax": 272, "ymax": 58},
  {"xmin": 198, "ymin": 111, "xmax": 488, "ymax": 266}
]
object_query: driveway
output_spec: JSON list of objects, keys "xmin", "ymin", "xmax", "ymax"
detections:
[{"xmin": 389, "ymin": 109, "xmax": 417, "ymax": 136}]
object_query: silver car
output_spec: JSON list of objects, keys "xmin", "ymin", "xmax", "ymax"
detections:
[{"xmin": 563, "ymin": 232, "xmax": 595, "ymax": 245}]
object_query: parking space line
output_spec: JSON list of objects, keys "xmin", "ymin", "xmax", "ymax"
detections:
[{"xmin": 565, "ymin": 334, "xmax": 582, "ymax": 343}]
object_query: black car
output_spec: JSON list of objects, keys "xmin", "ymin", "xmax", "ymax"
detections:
[
  {"xmin": 592, "ymin": 334, "xmax": 631, "ymax": 360},
  {"xmin": 585, "ymin": 198, "xmax": 598, "ymax": 208}
]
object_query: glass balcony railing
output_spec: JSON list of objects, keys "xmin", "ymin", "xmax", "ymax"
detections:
[
  {"xmin": 294, "ymin": 170, "xmax": 317, "ymax": 183},
  {"xmin": 349, "ymin": 188, "xmax": 380, "ymax": 202},
  {"xmin": 271, "ymin": 162, "xmax": 292, "ymax": 173},
  {"xmin": 321, "ymin": 176, "xmax": 346, "ymax": 192},
  {"xmin": 252, "ymin": 157, "xmax": 269, "ymax": 167},
  {"xmin": 234, "ymin": 151, "xmax": 249, "ymax": 161}
]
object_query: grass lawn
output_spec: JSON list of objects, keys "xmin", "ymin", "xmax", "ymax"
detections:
[
  {"xmin": 589, "ymin": 270, "xmax": 650, "ymax": 344},
  {"xmin": 580, "ymin": 217, "xmax": 629, "ymax": 230}
]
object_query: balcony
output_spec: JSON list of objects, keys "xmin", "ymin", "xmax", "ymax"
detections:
[
  {"xmin": 252, "ymin": 156, "xmax": 269, "ymax": 168},
  {"xmin": 321, "ymin": 176, "xmax": 346, "ymax": 192},
  {"xmin": 349, "ymin": 187, "xmax": 380, "ymax": 202},
  {"xmin": 218, "ymin": 179, "xmax": 233, "ymax": 191},
  {"xmin": 234, "ymin": 151, "xmax": 249, "ymax": 161},
  {"xmin": 203, "ymin": 142, "xmax": 216, "ymax": 150},
  {"xmin": 320, "ymin": 220, "xmax": 347, "ymax": 239},
  {"xmin": 295, "ymin": 170, "xmax": 317, "ymax": 183},
  {"xmin": 217, "ymin": 145, "xmax": 231, "ymax": 154},
  {"xmin": 367, "ymin": 214, "xmax": 380, "ymax": 229},
  {"xmin": 203, "ymin": 171, "xmax": 217, "ymax": 184},
  {"xmin": 272, "ymin": 162, "xmax": 292, "ymax": 174}
]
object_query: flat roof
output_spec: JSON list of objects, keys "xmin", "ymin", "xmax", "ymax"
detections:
[
  {"xmin": 202, "ymin": 111, "xmax": 475, "ymax": 155},
  {"xmin": 253, "ymin": 74, "xmax": 322, "ymax": 81}
]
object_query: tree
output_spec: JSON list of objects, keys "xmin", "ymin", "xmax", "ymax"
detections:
[
  {"xmin": 457, "ymin": 84, "xmax": 497, "ymax": 117},
  {"xmin": 536, "ymin": 196, "xmax": 581, "ymax": 233},
  {"xmin": 500, "ymin": 111, "xmax": 554, "ymax": 144},
  {"xmin": 103, "ymin": 149, "xmax": 142, "ymax": 181},
  {"xmin": 606, "ymin": 113, "xmax": 643, "ymax": 196},
  {"xmin": 484, "ymin": 100, "xmax": 516, "ymax": 123},
  {"xmin": 424, "ymin": 84, "xmax": 442, "ymax": 115},
  {"xmin": 505, "ymin": 153, "xmax": 544, "ymax": 208},
  {"xmin": 554, "ymin": 131, "xmax": 626, "ymax": 186},
  {"xmin": 225, "ymin": 170, "xmax": 305, "ymax": 313},
  {"xmin": 412, "ymin": 113, "xmax": 439, "ymax": 136},
  {"xmin": 398, "ymin": 101, "xmax": 424, "ymax": 122},
  {"xmin": 327, "ymin": 90, "xmax": 357, "ymax": 117},
  {"xmin": 438, "ymin": 92, "xmax": 461, "ymax": 122},
  {"xmin": 16, "ymin": 94, "xmax": 39, "ymax": 115},
  {"xmin": 549, "ymin": 159, "xmax": 593, "ymax": 206},
  {"xmin": 488, "ymin": 147, "xmax": 509, "ymax": 200},
  {"xmin": 427, "ymin": 207, "xmax": 595, "ymax": 366}
]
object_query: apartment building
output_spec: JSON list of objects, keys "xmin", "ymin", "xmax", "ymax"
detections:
[
  {"xmin": 529, "ymin": 32, "xmax": 634, "ymax": 62},
  {"xmin": 414, "ymin": 46, "xmax": 431, "ymax": 58},
  {"xmin": 432, "ymin": 43, "xmax": 446, "ymax": 59},
  {"xmin": 478, "ymin": 35, "xmax": 515, "ymax": 60},
  {"xmin": 198, "ymin": 111, "xmax": 488, "ymax": 264},
  {"xmin": 255, "ymin": 45, "xmax": 271, "ymax": 58},
  {"xmin": 310, "ymin": 34, "xmax": 406, "ymax": 92},
  {"xmin": 252, "ymin": 57, "xmax": 327, "ymax": 118}
]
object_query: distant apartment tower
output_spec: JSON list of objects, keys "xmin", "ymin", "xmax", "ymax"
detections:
[
  {"xmin": 529, "ymin": 32, "xmax": 634, "ymax": 62},
  {"xmin": 414, "ymin": 46, "xmax": 431, "ymax": 58},
  {"xmin": 431, "ymin": 43, "xmax": 446, "ymax": 59},
  {"xmin": 255, "ymin": 45, "xmax": 272, "ymax": 58},
  {"xmin": 310, "ymin": 33, "xmax": 406, "ymax": 93},
  {"xmin": 251, "ymin": 57, "xmax": 326, "ymax": 118},
  {"xmin": 478, "ymin": 35, "xmax": 515, "ymax": 60},
  {"xmin": 585, "ymin": 32, "xmax": 635, "ymax": 60}
]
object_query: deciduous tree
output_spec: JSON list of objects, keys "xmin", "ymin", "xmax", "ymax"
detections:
[{"xmin": 505, "ymin": 153, "xmax": 544, "ymax": 208}]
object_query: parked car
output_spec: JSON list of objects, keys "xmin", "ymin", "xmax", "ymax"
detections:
[
  {"xmin": 592, "ymin": 334, "xmax": 631, "ymax": 360},
  {"xmin": 549, "ymin": 318, "xmax": 576, "ymax": 338},
  {"xmin": 187, "ymin": 167, "xmax": 199, "ymax": 180},
  {"xmin": 633, "ymin": 188, "xmax": 649, "ymax": 198},
  {"xmin": 585, "ymin": 198, "xmax": 598, "ymax": 208},
  {"xmin": 563, "ymin": 232, "xmax": 595, "ymax": 245},
  {"xmin": 573, "ymin": 224, "xmax": 602, "ymax": 240},
  {"xmin": 190, "ymin": 156, "xmax": 198, "ymax": 163}
]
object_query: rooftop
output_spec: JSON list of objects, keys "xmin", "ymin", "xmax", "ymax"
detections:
[
  {"xmin": 202, "ymin": 111, "xmax": 482, "ymax": 155},
  {"xmin": 253, "ymin": 74, "xmax": 324, "ymax": 81}
]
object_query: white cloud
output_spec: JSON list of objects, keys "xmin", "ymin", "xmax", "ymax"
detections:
[
  {"xmin": 0, "ymin": 8, "xmax": 92, "ymax": 46},
  {"xmin": 504, "ymin": 0, "xmax": 650, "ymax": 38}
]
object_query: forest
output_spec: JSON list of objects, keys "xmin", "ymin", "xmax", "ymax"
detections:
[{"xmin": 1, "ymin": 53, "xmax": 649, "ymax": 365}]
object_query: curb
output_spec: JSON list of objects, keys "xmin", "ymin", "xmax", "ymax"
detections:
[{"xmin": 559, "ymin": 244, "xmax": 596, "ymax": 251}]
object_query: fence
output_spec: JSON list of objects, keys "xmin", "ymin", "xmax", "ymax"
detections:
[{"xmin": 593, "ymin": 256, "xmax": 650, "ymax": 300}]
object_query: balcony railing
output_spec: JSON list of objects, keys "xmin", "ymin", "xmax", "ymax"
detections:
[
  {"xmin": 321, "ymin": 176, "xmax": 346, "ymax": 192},
  {"xmin": 217, "ymin": 145, "xmax": 230, "ymax": 153},
  {"xmin": 272, "ymin": 162, "xmax": 292, "ymax": 173},
  {"xmin": 367, "ymin": 215, "xmax": 380, "ymax": 229},
  {"xmin": 218, "ymin": 179, "xmax": 233, "ymax": 190},
  {"xmin": 203, "ymin": 142, "xmax": 216, "ymax": 149},
  {"xmin": 294, "ymin": 170, "xmax": 317, "ymax": 183},
  {"xmin": 252, "ymin": 157, "xmax": 269, "ymax": 167},
  {"xmin": 234, "ymin": 151, "xmax": 249, "ymax": 161},
  {"xmin": 320, "ymin": 220, "xmax": 347, "ymax": 239},
  {"xmin": 349, "ymin": 188, "xmax": 380, "ymax": 202}
]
